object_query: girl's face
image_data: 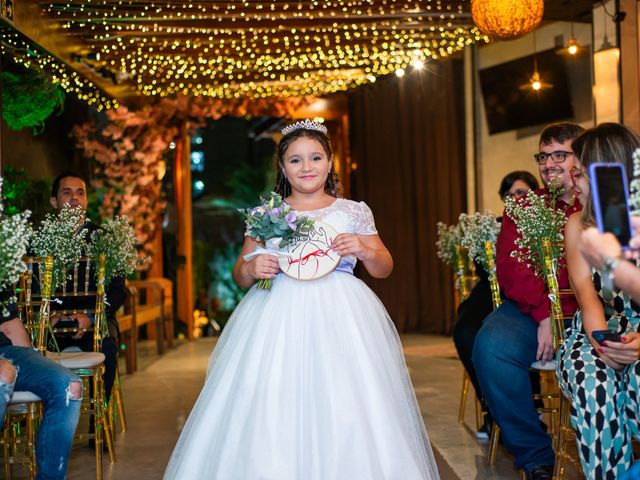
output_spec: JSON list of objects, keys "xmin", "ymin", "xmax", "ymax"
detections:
[
  {"xmin": 570, "ymin": 164, "xmax": 590, "ymax": 206},
  {"xmin": 281, "ymin": 136, "xmax": 331, "ymax": 196}
]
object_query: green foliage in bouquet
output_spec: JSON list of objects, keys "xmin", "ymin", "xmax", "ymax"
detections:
[
  {"xmin": 458, "ymin": 211, "xmax": 500, "ymax": 274},
  {"xmin": 2, "ymin": 69, "xmax": 65, "ymax": 134},
  {"xmin": 241, "ymin": 192, "xmax": 314, "ymax": 248},
  {"xmin": 505, "ymin": 190, "xmax": 567, "ymax": 278},
  {"xmin": 86, "ymin": 216, "xmax": 141, "ymax": 284}
]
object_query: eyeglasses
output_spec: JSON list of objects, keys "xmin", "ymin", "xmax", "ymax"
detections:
[
  {"xmin": 503, "ymin": 188, "xmax": 529, "ymax": 199},
  {"xmin": 533, "ymin": 150, "xmax": 574, "ymax": 165}
]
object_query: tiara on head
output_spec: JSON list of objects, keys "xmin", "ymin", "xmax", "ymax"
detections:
[{"xmin": 281, "ymin": 119, "xmax": 328, "ymax": 136}]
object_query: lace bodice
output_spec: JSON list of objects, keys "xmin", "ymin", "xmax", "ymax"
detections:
[{"xmin": 245, "ymin": 198, "xmax": 378, "ymax": 273}]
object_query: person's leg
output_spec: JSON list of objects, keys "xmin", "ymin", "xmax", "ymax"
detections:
[
  {"xmin": 558, "ymin": 331, "xmax": 631, "ymax": 478},
  {"xmin": 0, "ymin": 357, "xmax": 16, "ymax": 429},
  {"xmin": 4, "ymin": 346, "xmax": 81, "ymax": 480},
  {"xmin": 453, "ymin": 282, "xmax": 493, "ymax": 400},
  {"xmin": 472, "ymin": 300, "xmax": 553, "ymax": 471}
]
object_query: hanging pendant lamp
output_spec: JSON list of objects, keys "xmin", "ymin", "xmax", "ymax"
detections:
[{"xmin": 471, "ymin": 0, "xmax": 544, "ymax": 40}]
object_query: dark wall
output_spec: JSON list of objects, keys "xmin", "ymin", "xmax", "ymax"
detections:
[{"xmin": 349, "ymin": 60, "xmax": 467, "ymax": 334}]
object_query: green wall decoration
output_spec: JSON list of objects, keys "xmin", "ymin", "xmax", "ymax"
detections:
[{"xmin": 2, "ymin": 68, "xmax": 65, "ymax": 134}]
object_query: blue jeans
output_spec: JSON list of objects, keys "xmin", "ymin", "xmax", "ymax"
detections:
[
  {"xmin": 0, "ymin": 346, "xmax": 81, "ymax": 480},
  {"xmin": 472, "ymin": 300, "xmax": 554, "ymax": 471}
]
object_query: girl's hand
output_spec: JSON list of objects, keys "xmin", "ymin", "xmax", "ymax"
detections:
[
  {"xmin": 331, "ymin": 234, "xmax": 370, "ymax": 261},
  {"xmin": 244, "ymin": 254, "xmax": 280, "ymax": 280},
  {"xmin": 598, "ymin": 332, "xmax": 640, "ymax": 366}
]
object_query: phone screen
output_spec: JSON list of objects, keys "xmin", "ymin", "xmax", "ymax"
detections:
[{"xmin": 590, "ymin": 164, "xmax": 632, "ymax": 247}]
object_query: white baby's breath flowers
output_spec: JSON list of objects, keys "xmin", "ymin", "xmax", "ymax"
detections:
[
  {"xmin": 505, "ymin": 190, "xmax": 567, "ymax": 278},
  {"xmin": 86, "ymin": 215, "xmax": 140, "ymax": 283},
  {"xmin": 30, "ymin": 205, "xmax": 86, "ymax": 286},
  {"xmin": 458, "ymin": 211, "xmax": 500, "ymax": 275},
  {"xmin": 0, "ymin": 210, "xmax": 33, "ymax": 316},
  {"xmin": 436, "ymin": 222, "xmax": 461, "ymax": 267}
]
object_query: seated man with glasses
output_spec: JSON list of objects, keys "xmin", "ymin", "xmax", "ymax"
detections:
[{"xmin": 472, "ymin": 122, "xmax": 584, "ymax": 480}]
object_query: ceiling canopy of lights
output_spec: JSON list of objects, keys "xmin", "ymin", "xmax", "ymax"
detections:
[
  {"xmin": 35, "ymin": 0, "xmax": 487, "ymax": 99},
  {"xmin": 2, "ymin": 0, "xmax": 599, "ymax": 104}
]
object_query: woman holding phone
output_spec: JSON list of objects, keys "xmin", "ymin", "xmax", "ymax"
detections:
[
  {"xmin": 579, "ymin": 217, "xmax": 640, "ymax": 300},
  {"xmin": 556, "ymin": 123, "xmax": 640, "ymax": 478}
]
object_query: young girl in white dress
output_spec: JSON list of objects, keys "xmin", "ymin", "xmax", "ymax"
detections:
[{"xmin": 163, "ymin": 120, "xmax": 440, "ymax": 480}]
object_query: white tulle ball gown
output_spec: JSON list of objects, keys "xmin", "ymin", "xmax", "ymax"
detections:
[{"xmin": 164, "ymin": 199, "xmax": 440, "ymax": 480}]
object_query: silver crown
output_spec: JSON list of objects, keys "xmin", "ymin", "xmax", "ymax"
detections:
[{"xmin": 281, "ymin": 119, "xmax": 328, "ymax": 136}]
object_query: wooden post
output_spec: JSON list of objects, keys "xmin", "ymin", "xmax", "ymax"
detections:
[{"xmin": 173, "ymin": 123, "xmax": 194, "ymax": 340}]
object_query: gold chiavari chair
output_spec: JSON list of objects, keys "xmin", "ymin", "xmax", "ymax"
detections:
[
  {"xmin": 0, "ymin": 258, "xmax": 54, "ymax": 479},
  {"xmin": 23, "ymin": 255, "xmax": 116, "ymax": 480},
  {"xmin": 455, "ymin": 245, "xmax": 484, "ymax": 431},
  {"xmin": 540, "ymin": 240, "xmax": 582, "ymax": 480},
  {"xmin": 487, "ymin": 239, "xmax": 578, "ymax": 478}
]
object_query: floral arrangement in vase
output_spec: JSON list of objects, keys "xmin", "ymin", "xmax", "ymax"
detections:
[
  {"xmin": 86, "ymin": 215, "xmax": 141, "ymax": 283},
  {"xmin": 505, "ymin": 189, "xmax": 567, "ymax": 279}
]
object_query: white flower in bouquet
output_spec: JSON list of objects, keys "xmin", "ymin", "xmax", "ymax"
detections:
[
  {"xmin": 459, "ymin": 211, "xmax": 500, "ymax": 273},
  {"xmin": 505, "ymin": 189, "xmax": 567, "ymax": 278},
  {"xmin": 86, "ymin": 215, "xmax": 140, "ymax": 283},
  {"xmin": 30, "ymin": 205, "xmax": 86, "ymax": 285},
  {"xmin": 435, "ymin": 222, "xmax": 461, "ymax": 266},
  {"xmin": 0, "ymin": 210, "xmax": 33, "ymax": 314},
  {"xmin": 631, "ymin": 148, "xmax": 640, "ymax": 215}
]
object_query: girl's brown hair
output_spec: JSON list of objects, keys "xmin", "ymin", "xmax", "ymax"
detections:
[{"xmin": 274, "ymin": 128, "xmax": 342, "ymax": 198}]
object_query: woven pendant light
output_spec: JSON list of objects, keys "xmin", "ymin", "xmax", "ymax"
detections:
[{"xmin": 472, "ymin": 0, "xmax": 544, "ymax": 40}]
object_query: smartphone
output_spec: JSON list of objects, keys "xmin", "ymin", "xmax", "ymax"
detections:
[
  {"xmin": 591, "ymin": 329, "xmax": 623, "ymax": 344},
  {"xmin": 589, "ymin": 163, "xmax": 633, "ymax": 248}
]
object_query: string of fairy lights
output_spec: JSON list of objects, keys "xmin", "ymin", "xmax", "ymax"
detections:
[{"xmin": 37, "ymin": 0, "xmax": 487, "ymax": 99}]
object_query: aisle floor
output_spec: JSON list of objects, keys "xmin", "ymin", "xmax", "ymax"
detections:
[{"xmin": 14, "ymin": 335, "xmax": 581, "ymax": 479}]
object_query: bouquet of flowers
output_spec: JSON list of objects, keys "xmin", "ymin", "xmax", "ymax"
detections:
[
  {"xmin": 505, "ymin": 189, "xmax": 567, "ymax": 279},
  {"xmin": 631, "ymin": 148, "xmax": 640, "ymax": 215},
  {"xmin": 0, "ymin": 209, "xmax": 33, "ymax": 315},
  {"xmin": 240, "ymin": 192, "xmax": 314, "ymax": 289},
  {"xmin": 86, "ymin": 215, "xmax": 141, "ymax": 284},
  {"xmin": 435, "ymin": 222, "xmax": 462, "ymax": 267},
  {"xmin": 458, "ymin": 211, "xmax": 500, "ymax": 274},
  {"xmin": 30, "ymin": 204, "xmax": 87, "ymax": 287}
]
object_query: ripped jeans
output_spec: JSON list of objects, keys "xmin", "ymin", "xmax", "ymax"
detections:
[{"xmin": 0, "ymin": 345, "xmax": 81, "ymax": 480}]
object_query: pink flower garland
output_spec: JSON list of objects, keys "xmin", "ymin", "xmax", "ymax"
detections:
[{"xmin": 73, "ymin": 95, "xmax": 311, "ymax": 269}]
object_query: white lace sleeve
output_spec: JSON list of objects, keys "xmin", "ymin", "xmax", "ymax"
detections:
[{"xmin": 355, "ymin": 201, "xmax": 377, "ymax": 235}]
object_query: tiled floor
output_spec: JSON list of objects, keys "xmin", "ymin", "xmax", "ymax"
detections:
[{"xmin": 11, "ymin": 335, "xmax": 582, "ymax": 479}]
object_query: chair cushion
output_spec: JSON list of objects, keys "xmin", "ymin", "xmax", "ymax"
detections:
[
  {"xmin": 8, "ymin": 391, "xmax": 41, "ymax": 404},
  {"xmin": 47, "ymin": 351, "xmax": 105, "ymax": 369},
  {"xmin": 530, "ymin": 359, "xmax": 557, "ymax": 371}
]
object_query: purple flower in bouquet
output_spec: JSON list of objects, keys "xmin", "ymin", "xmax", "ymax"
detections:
[{"xmin": 240, "ymin": 193, "xmax": 314, "ymax": 290}]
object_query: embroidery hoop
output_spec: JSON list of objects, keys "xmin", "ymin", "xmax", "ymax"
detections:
[{"xmin": 278, "ymin": 221, "xmax": 341, "ymax": 280}]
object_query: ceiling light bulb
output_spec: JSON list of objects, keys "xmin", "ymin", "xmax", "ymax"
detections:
[
  {"xmin": 412, "ymin": 59, "xmax": 424, "ymax": 70},
  {"xmin": 395, "ymin": 68, "xmax": 405, "ymax": 77}
]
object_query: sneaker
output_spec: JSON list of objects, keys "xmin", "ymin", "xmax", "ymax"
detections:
[
  {"xmin": 475, "ymin": 422, "xmax": 489, "ymax": 440},
  {"xmin": 526, "ymin": 464, "xmax": 554, "ymax": 480}
]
